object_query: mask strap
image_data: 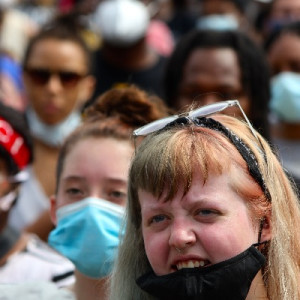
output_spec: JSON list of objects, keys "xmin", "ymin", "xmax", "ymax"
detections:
[
  {"xmin": 253, "ymin": 217, "xmax": 269, "ymax": 248},
  {"xmin": 258, "ymin": 217, "xmax": 264, "ymax": 244},
  {"xmin": 253, "ymin": 240, "xmax": 269, "ymax": 248},
  {"xmin": 193, "ymin": 117, "xmax": 270, "ymax": 201}
]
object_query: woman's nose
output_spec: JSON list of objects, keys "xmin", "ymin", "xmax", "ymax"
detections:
[{"xmin": 168, "ymin": 220, "xmax": 196, "ymax": 251}]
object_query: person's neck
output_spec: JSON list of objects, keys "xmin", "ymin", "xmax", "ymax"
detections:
[
  {"xmin": 72, "ymin": 270, "xmax": 108, "ymax": 300},
  {"xmin": 33, "ymin": 138, "xmax": 59, "ymax": 197},
  {"xmin": 246, "ymin": 271, "xmax": 268, "ymax": 300},
  {"xmin": 271, "ymin": 122, "xmax": 300, "ymax": 140},
  {"xmin": 102, "ymin": 39, "xmax": 158, "ymax": 70}
]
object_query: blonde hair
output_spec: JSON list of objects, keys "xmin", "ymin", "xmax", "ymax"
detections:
[{"xmin": 110, "ymin": 114, "xmax": 300, "ymax": 300}]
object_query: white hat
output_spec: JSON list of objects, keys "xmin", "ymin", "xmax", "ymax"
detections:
[{"xmin": 94, "ymin": 0, "xmax": 150, "ymax": 47}]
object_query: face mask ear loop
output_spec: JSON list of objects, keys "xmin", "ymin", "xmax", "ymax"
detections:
[
  {"xmin": 253, "ymin": 217, "xmax": 269, "ymax": 249},
  {"xmin": 258, "ymin": 217, "xmax": 265, "ymax": 244}
]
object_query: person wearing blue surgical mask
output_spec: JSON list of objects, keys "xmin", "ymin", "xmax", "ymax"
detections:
[
  {"xmin": 48, "ymin": 85, "xmax": 170, "ymax": 300},
  {"xmin": 265, "ymin": 21, "xmax": 300, "ymax": 191},
  {"xmin": 196, "ymin": 0, "xmax": 259, "ymax": 41}
]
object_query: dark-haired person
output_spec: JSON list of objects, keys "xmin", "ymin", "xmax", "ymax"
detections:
[
  {"xmin": 163, "ymin": 29, "xmax": 271, "ymax": 139},
  {"xmin": 0, "ymin": 102, "xmax": 74, "ymax": 286},
  {"xmin": 86, "ymin": 0, "xmax": 167, "ymax": 107},
  {"xmin": 265, "ymin": 21, "xmax": 300, "ymax": 191},
  {"xmin": 7, "ymin": 21, "xmax": 95, "ymax": 241},
  {"xmin": 48, "ymin": 85, "xmax": 170, "ymax": 300}
]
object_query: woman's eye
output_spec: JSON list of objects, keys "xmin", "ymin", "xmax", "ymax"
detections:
[
  {"xmin": 195, "ymin": 209, "xmax": 219, "ymax": 219},
  {"xmin": 107, "ymin": 190, "xmax": 127, "ymax": 205},
  {"xmin": 150, "ymin": 214, "xmax": 167, "ymax": 224},
  {"xmin": 198, "ymin": 209, "xmax": 213, "ymax": 216},
  {"xmin": 110, "ymin": 190, "xmax": 126, "ymax": 198},
  {"xmin": 108, "ymin": 190, "xmax": 127, "ymax": 201},
  {"xmin": 66, "ymin": 188, "xmax": 83, "ymax": 196}
]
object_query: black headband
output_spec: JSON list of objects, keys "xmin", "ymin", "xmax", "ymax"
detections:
[{"xmin": 165, "ymin": 116, "xmax": 271, "ymax": 201}]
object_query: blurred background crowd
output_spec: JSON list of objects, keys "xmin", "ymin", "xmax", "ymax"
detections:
[{"xmin": 1, "ymin": 0, "xmax": 300, "ymax": 298}]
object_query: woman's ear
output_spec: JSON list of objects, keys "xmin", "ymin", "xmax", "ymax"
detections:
[
  {"xmin": 260, "ymin": 215, "xmax": 272, "ymax": 242},
  {"xmin": 50, "ymin": 195, "xmax": 57, "ymax": 226}
]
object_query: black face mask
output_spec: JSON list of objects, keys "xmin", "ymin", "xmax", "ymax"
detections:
[{"xmin": 136, "ymin": 245, "xmax": 266, "ymax": 300}]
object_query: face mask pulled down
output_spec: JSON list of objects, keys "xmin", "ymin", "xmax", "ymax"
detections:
[
  {"xmin": 48, "ymin": 197, "xmax": 125, "ymax": 278},
  {"xmin": 26, "ymin": 107, "xmax": 81, "ymax": 147},
  {"xmin": 136, "ymin": 245, "xmax": 266, "ymax": 300}
]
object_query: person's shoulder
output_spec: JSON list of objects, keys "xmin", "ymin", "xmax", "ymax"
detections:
[
  {"xmin": 0, "ymin": 234, "xmax": 74, "ymax": 286},
  {"xmin": 0, "ymin": 281, "xmax": 75, "ymax": 300},
  {"xmin": 26, "ymin": 235, "xmax": 72, "ymax": 265}
]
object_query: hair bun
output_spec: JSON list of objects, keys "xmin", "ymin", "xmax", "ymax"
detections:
[{"xmin": 83, "ymin": 85, "xmax": 171, "ymax": 127}]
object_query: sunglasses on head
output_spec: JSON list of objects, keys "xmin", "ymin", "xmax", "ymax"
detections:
[
  {"xmin": 134, "ymin": 100, "xmax": 258, "ymax": 139},
  {"xmin": 24, "ymin": 67, "xmax": 86, "ymax": 87},
  {"xmin": 133, "ymin": 100, "xmax": 270, "ymax": 201}
]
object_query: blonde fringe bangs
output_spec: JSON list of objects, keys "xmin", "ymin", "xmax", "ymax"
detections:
[{"xmin": 131, "ymin": 125, "xmax": 241, "ymax": 201}]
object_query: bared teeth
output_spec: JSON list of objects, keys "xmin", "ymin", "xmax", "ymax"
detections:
[{"xmin": 176, "ymin": 260, "xmax": 207, "ymax": 270}]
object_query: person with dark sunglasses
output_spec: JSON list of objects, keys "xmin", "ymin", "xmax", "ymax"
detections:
[
  {"xmin": 7, "ymin": 22, "xmax": 95, "ymax": 242},
  {"xmin": 110, "ymin": 100, "xmax": 300, "ymax": 300}
]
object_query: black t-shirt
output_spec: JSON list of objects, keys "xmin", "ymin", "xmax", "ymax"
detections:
[{"xmin": 89, "ymin": 49, "xmax": 167, "ymax": 105}]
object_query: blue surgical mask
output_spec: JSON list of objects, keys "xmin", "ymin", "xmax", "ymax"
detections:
[
  {"xmin": 197, "ymin": 14, "xmax": 239, "ymax": 31},
  {"xmin": 26, "ymin": 107, "xmax": 81, "ymax": 147},
  {"xmin": 48, "ymin": 197, "xmax": 125, "ymax": 278},
  {"xmin": 270, "ymin": 72, "xmax": 300, "ymax": 123}
]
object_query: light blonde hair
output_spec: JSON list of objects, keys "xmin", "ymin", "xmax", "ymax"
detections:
[{"xmin": 110, "ymin": 114, "xmax": 300, "ymax": 300}]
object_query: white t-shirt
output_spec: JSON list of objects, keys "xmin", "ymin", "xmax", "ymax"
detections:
[
  {"xmin": 8, "ymin": 166, "xmax": 49, "ymax": 232},
  {"xmin": 0, "ymin": 235, "xmax": 75, "ymax": 287},
  {"xmin": 0, "ymin": 282, "xmax": 75, "ymax": 300}
]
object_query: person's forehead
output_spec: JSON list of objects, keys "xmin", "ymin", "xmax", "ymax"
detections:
[
  {"xmin": 27, "ymin": 39, "xmax": 88, "ymax": 70},
  {"xmin": 182, "ymin": 48, "xmax": 241, "ymax": 84},
  {"xmin": 184, "ymin": 48, "xmax": 240, "ymax": 73},
  {"xmin": 62, "ymin": 137, "xmax": 133, "ymax": 178}
]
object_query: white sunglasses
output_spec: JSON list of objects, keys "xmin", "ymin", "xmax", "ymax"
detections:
[{"xmin": 134, "ymin": 100, "xmax": 258, "ymax": 140}]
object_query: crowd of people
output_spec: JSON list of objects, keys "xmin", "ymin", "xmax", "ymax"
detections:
[{"xmin": 1, "ymin": 0, "xmax": 300, "ymax": 299}]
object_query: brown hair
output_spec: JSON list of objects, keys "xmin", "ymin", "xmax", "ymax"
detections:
[{"xmin": 56, "ymin": 85, "xmax": 170, "ymax": 191}]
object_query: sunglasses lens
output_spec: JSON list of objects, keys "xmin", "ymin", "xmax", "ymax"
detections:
[
  {"xmin": 26, "ymin": 68, "xmax": 50, "ymax": 85},
  {"xmin": 25, "ymin": 67, "xmax": 84, "ymax": 87},
  {"xmin": 134, "ymin": 115, "xmax": 179, "ymax": 136},
  {"xmin": 189, "ymin": 100, "xmax": 237, "ymax": 119},
  {"xmin": 134, "ymin": 100, "xmax": 241, "ymax": 137},
  {"xmin": 59, "ymin": 71, "xmax": 82, "ymax": 87}
]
